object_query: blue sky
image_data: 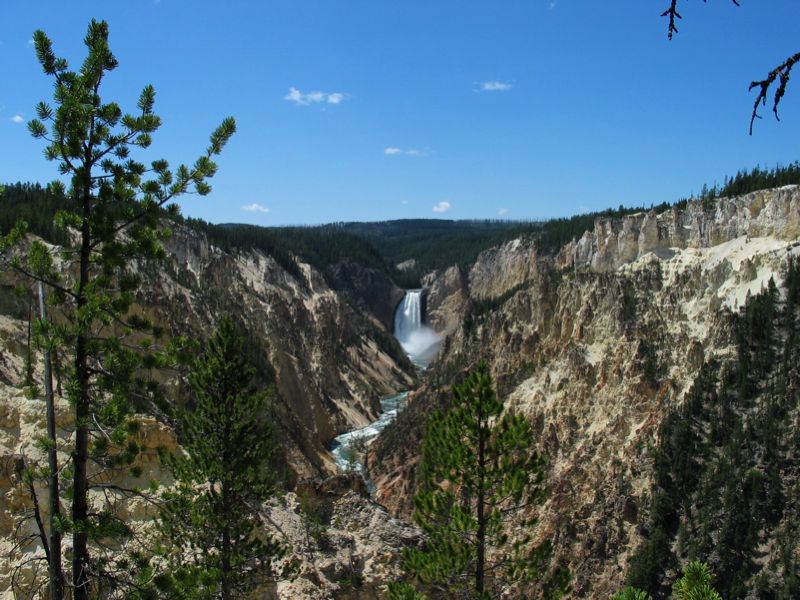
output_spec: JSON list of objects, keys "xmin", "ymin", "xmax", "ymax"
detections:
[{"xmin": 2, "ymin": 1, "xmax": 799, "ymax": 225}]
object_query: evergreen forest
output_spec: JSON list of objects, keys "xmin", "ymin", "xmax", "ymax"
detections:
[{"xmin": 5, "ymin": 160, "xmax": 800, "ymax": 289}]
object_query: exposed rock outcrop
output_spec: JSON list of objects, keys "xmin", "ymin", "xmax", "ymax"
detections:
[
  {"xmin": 274, "ymin": 487, "xmax": 421, "ymax": 599},
  {"xmin": 422, "ymin": 265, "xmax": 468, "ymax": 335},
  {"xmin": 372, "ymin": 187, "xmax": 800, "ymax": 598},
  {"xmin": 468, "ymin": 237, "xmax": 539, "ymax": 299},
  {"xmin": 0, "ymin": 223, "xmax": 416, "ymax": 597},
  {"xmin": 559, "ymin": 186, "xmax": 800, "ymax": 272}
]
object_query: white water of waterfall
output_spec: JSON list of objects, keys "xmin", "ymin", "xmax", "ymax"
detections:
[{"xmin": 393, "ymin": 290, "xmax": 442, "ymax": 368}]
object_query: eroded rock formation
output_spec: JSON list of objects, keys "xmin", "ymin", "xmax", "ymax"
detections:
[
  {"xmin": 0, "ymin": 224, "xmax": 415, "ymax": 597},
  {"xmin": 372, "ymin": 187, "xmax": 800, "ymax": 598}
]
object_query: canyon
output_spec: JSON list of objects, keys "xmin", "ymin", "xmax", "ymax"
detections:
[
  {"xmin": 1, "ymin": 185, "xmax": 799, "ymax": 598},
  {"xmin": 372, "ymin": 185, "xmax": 800, "ymax": 597}
]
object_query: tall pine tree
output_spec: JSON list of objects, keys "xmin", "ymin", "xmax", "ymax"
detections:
[
  {"xmin": 154, "ymin": 317, "xmax": 288, "ymax": 600},
  {"xmin": 0, "ymin": 20, "xmax": 234, "ymax": 599},
  {"xmin": 394, "ymin": 362, "xmax": 567, "ymax": 599},
  {"xmin": 613, "ymin": 561, "xmax": 723, "ymax": 600}
]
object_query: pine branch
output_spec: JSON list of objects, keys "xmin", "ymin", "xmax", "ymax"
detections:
[
  {"xmin": 661, "ymin": 1, "xmax": 740, "ymax": 41},
  {"xmin": 0, "ymin": 254, "xmax": 78, "ymax": 301},
  {"xmin": 660, "ymin": 2, "xmax": 800, "ymax": 134},
  {"xmin": 749, "ymin": 52, "xmax": 800, "ymax": 134}
]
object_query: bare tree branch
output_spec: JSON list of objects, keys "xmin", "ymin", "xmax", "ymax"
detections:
[
  {"xmin": 660, "ymin": 1, "xmax": 799, "ymax": 134},
  {"xmin": 749, "ymin": 51, "xmax": 800, "ymax": 134},
  {"xmin": 16, "ymin": 454, "xmax": 52, "ymax": 563},
  {"xmin": 661, "ymin": 1, "xmax": 739, "ymax": 41},
  {"xmin": 661, "ymin": 0, "xmax": 681, "ymax": 40}
]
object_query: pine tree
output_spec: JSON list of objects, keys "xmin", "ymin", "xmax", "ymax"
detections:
[
  {"xmin": 396, "ymin": 362, "xmax": 566, "ymax": 599},
  {"xmin": 672, "ymin": 561, "xmax": 723, "ymax": 600},
  {"xmin": 154, "ymin": 317, "xmax": 288, "ymax": 600},
  {"xmin": 613, "ymin": 561, "xmax": 723, "ymax": 600},
  {"xmin": 611, "ymin": 588, "xmax": 652, "ymax": 600},
  {"xmin": 0, "ymin": 20, "xmax": 234, "ymax": 599}
]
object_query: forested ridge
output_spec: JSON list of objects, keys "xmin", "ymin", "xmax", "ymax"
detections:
[
  {"xmin": 6, "ymin": 162, "xmax": 800, "ymax": 289},
  {"xmin": 628, "ymin": 259, "xmax": 800, "ymax": 599}
]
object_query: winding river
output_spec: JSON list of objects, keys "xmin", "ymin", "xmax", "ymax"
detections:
[{"xmin": 329, "ymin": 289, "xmax": 441, "ymax": 483}]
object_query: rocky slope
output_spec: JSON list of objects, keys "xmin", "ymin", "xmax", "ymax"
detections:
[
  {"xmin": 371, "ymin": 186, "xmax": 800, "ymax": 598},
  {"xmin": 0, "ymin": 381, "xmax": 419, "ymax": 598},
  {"xmin": 562, "ymin": 186, "xmax": 800, "ymax": 271},
  {"xmin": 0, "ymin": 223, "xmax": 416, "ymax": 598},
  {"xmin": 136, "ymin": 224, "xmax": 415, "ymax": 476},
  {"xmin": 421, "ymin": 265, "xmax": 468, "ymax": 335},
  {"xmin": 3, "ymin": 186, "xmax": 799, "ymax": 598}
]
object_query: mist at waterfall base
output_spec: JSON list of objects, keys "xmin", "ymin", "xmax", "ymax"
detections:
[{"xmin": 394, "ymin": 290, "xmax": 442, "ymax": 368}]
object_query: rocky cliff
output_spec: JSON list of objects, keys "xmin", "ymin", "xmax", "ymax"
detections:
[
  {"xmin": 371, "ymin": 186, "xmax": 800, "ymax": 598},
  {"xmin": 136, "ymin": 224, "xmax": 415, "ymax": 476},
  {"xmin": 3, "ymin": 186, "xmax": 799, "ymax": 598},
  {"xmin": 0, "ymin": 223, "xmax": 416, "ymax": 598},
  {"xmin": 561, "ymin": 186, "xmax": 800, "ymax": 272},
  {"xmin": 421, "ymin": 265, "xmax": 468, "ymax": 335}
]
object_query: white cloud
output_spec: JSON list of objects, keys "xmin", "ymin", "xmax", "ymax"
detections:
[
  {"xmin": 476, "ymin": 80, "xmax": 513, "ymax": 92},
  {"xmin": 384, "ymin": 146, "xmax": 426, "ymax": 156},
  {"xmin": 284, "ymin": 88, "xmax": 306, "ymax": 104},
  {"xmin": 327, "ymin": 92, "xmax": 344, "ymax": 105},
  {"xmin": 498, "ymin": 208, "xmax": 509, "ymax": 216},
  {"xmin": 241, "ymin": 203, "xmax": 270, "ymax": 213},
  {"xmin": 10, "ymin": 114, "xmax": 24, "ymax": 124},
  {"xmin": 432, "ymin": 201, "xmax": 451, "ymax": 214},
  {"xmin": 284, "ymin": 87, "xmax": 346, "ymax": 106}
]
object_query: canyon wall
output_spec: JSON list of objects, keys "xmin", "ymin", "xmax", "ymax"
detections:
[
  {"xmin": 136, "ymin": 225, "xmax": 414, "ymax": 475},
  {"xmin": 373, "ymin": 186, "xmax": 800, "ymax": 598},
  {"xmin": 0, "ymin": 224, "xmax": 415, "ymax": 597}
]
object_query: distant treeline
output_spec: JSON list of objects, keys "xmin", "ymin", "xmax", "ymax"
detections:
[
  {"xmin": 0, "ymin": 182, "xmax": 399, "ymax": 286},
  {"xmin": 689, "ymin": 161, "xmax": 800, "ymax": 203},
  {"xmin": 0, "ymin": 182, "xmax": 72, "ymax": 246},
  {"xmin": 335, "ymin": 219, "xmax": 541, "ymax": 283},
  {"xmin": 184, "ymin": 218, "xmax": 394, "ymax": 283},
  {"xmin": 201, "ymin": 219, "xmax": 543, "ymax": 288},
  {"xmin": 4, "ymin": 162, "xmax": 800, "ymax": 286}
]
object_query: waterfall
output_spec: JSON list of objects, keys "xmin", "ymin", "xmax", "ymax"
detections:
[
  {"xmin": 394, "ymin": 290, "xmax": 423, "ymax": 341},
  {"xmin": 394, "ymin": 290, "xmax": 442, "ymax": 368}
]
